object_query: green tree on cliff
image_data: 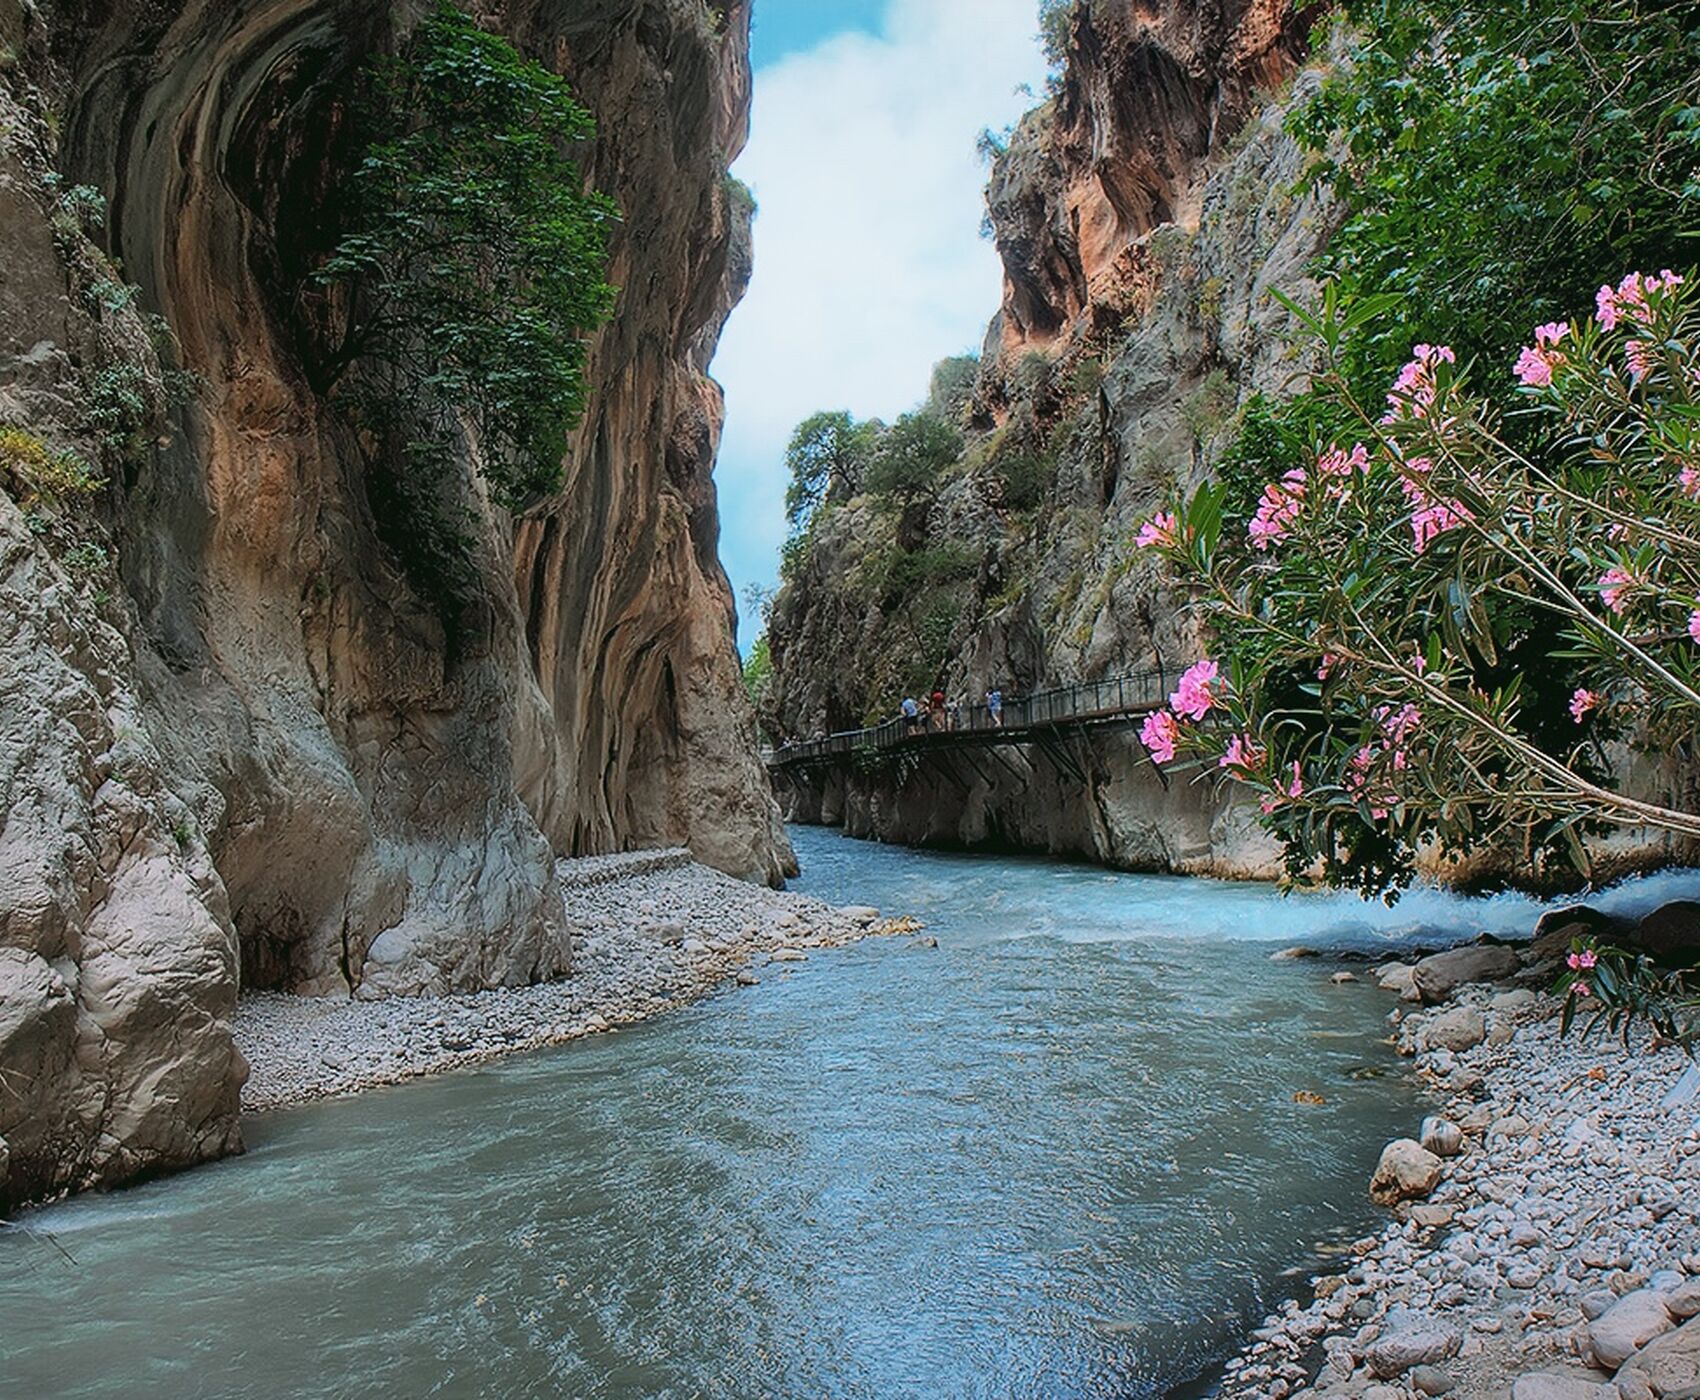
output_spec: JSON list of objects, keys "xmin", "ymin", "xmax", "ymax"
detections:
[
  {"xmin": 783, "ymin": 410, "xmax": 879, "ymax": 528},
  {"xmin": 317, "ymin": 1, "xmax": 617, "ymax": 509}
]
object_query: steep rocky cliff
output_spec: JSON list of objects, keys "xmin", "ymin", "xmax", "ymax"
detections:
[
  {"xmin": 767, "ymin": 0, "xmax": 1332, "ymax": 874},
  {"xmin": 0, "ymin": 0, "xmax": 785, "ymax": 1210}
]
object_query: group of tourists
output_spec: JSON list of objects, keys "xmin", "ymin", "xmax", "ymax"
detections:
[{"xmin": 899, "ymin": 686, "xmax": 1004, "ymax": 734}]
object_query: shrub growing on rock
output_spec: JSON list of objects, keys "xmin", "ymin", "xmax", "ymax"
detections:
[
  {"xmin": 1136, "ymin": 272, "xmax": 1700, "ymax": 1039},
  {"xmin": 316, "ymin": 1, "xmax": 617, "ymax": 510}
]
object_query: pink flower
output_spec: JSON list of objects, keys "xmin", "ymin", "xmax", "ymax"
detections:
[
  {"xmin": 1567, "ymin": 949, "xmax": 1598, "ymax": 971},
  {"xmin": 1317, "ymin": 652, "xmax": 1337, "ymax": 681},
  {"xmin": 1569, "ymin": 687, "xmax": 1598, "ymax": 724},
  {"xmin": 1625, "ymin": 340, "xmax": 1655, "ymax": 379},
  {"xmin": 1317, "ymin": 443, "xmax": 1370, "ymax": 477},
  {"xmin": 1170, "ymin": 659, "xmax": 1220, "ymax": 721},
  {"xmin": 1136, "ymin": 511, "xmax": 1180, "ymax": 549},
  {"xmin": 1410, "ymin": 498, "xmax": 1471, "ymax": 553},
  {"xmin": 1678, "ymin": 465, "xmax": 1700, "ymax": 500},
  {"xmin": 1596, "ymin": 270, "xmax": 1684, "ymax": 333},
  {"xmin": 1383, "ymin": 345, "xmax": 1455, "ymax": 422},
  {"xmin": 1689, "ymin": 611, "xmax": 1700, "ymax": 644},
  {"xmin": 1219, "ymin": 733, "xmax": 1265, "ymax": 773},
  {"xmin": 1248, "ymin": 469, "xmax": 1307, "ymax": 550},
  {"xmin": 1598, "ymin": 566, "xmax": 1636, "ymax": 614},
  {"xmin": 1260, "ymin": 760, "xmax": 1305, "ymax": 814},
  {"xmin": 1513, "ymin": 327, "xmax": 1566, "ymax": 387},
  {"xmin": 1140, "ymin": 708, "xmax": 1179, "ymax": 765},
  {"xmin": 1380, "ymin": 703, "xmax": 1422, "ymax": 744},
  {"xmin": 1571, "ymin": 979, "xmax": 1593, "ymax": 999}
]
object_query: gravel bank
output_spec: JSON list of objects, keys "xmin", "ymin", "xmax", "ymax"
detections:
[
  {"xmin": 1216, "ymin": 939, "xmax": 1700, "ymax": 1399},
  {"xmin": 237, "ymin": 851, "xmax": 913, "ymax": 1112}
]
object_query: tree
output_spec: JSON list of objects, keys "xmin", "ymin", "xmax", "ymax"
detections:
[
  {"xmin": 1289, "ymin": 0, "xmax": 1700, "ymax": 395},
  {"xmin": 925, "ymin": 354, "xmax": 980, "ymax": 423},
  {"xmin": 864, "ymin": 411, "xmax": 962, "ymax": 510},
  {"xmin": 783, "ymin": 410, "xmax": 878, "ymax": 527},
  {"xmin": 315, "ymin": 1, "xmax": 617, "ymax": 509}
]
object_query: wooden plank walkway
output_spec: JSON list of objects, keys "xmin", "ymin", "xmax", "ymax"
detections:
[{"xmin": 762, "ymin": 669, "xmax": 1170, "ymax": 771}]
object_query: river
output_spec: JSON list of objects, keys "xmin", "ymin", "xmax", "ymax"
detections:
[{"xmin": 6, "ymin": 827, "xmax": 1671, "ymax": 1399}]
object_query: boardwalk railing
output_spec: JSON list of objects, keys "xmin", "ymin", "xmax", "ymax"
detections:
[{"xmin": 764, "ymin": 667, "xmax": 1170, "ymax": 768}]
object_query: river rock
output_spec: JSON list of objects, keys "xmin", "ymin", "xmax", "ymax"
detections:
[
  {"xmin": 1376, "ymin": 962, "xmax": 1419, "ymax": 998},
  {"xmin": 1665, "ymin": 1280, "xmax": 1700, "ymax": 1321},
  {"xmin": 1632, "ymin": 901, "xmax": 1700, "ymax": 961},
  {"xmin": 1614, "ymin": 1315, "xmax": 1700, "ymax": 1397},
  {"xmin": 1420, "ymin": 1006, "xmax": 1486, "ymax": 1052},
  {"xmin": 1510, "ymin": 1374, "xmax": 1620, "ymax": 1400},
  {"xmin": 1586, "ymin": 1289, "xmax": 1677, "ymax": 1369},
  {"xmin": 1420, "ymin": 1115, "xmax": 1464, "ymax": 1157},
  {"xmin": 1370, "ymin": 1139, "xmax": 1444, "ymax": 1205},
  {"xmin": 769, "ymin": 948, "xmax": 807, "ymax": 963},
  {"xmin": 1412, "ymin": 944, "xmax": 1521, "ymax": 1003},
  {"xmin": 1410, "ymin": 1363, "xmax": 1455, "ymax": 1395},
  {"xmin": 1529, "ymin": 904, "xmax": 1621, "ymax": 961},
  {"xmin": 1365, "ymin": 1307, "xmax": 1461, "ymax": 1377},
  {"xmin": 840, "ymin": 906, "xmax": 880, "ymax": 923}
]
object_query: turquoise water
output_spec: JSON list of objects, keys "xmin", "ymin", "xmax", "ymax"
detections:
[{"xmin": 7, "ymin": 829, "xmax": 1684, "ymax": 1399}]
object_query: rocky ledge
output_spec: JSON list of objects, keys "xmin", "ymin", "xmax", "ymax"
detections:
[
  {"xmin": 1217, "ymin": 920, "xmax": 1700, "ymax": 1399},
  {"xmin": 237, "ymin": 853, "xmax": 911, "ymax": 1112}
]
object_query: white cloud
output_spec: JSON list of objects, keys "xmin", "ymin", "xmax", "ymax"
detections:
[{"xmin": 711, "ymin": 0, "xmax": 1048, "ymax": 635}]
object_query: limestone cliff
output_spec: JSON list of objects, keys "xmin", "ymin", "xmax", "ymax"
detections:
[
  {"xmin": 767, "ymin": 0, "xmax": 1332, "ymax": 875},
  {"xmin": 0, "ymin": 0, "xmax": 785, "ymax": 1211}
]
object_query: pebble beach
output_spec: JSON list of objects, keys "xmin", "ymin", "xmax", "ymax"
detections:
[
  {"xmin": 1217, "ymin": 932, "xmax": 1700, "ymax": 1399},
  {"xmin": 236, "ymin": 849, "xmax": 915, "ymax": 1112}
]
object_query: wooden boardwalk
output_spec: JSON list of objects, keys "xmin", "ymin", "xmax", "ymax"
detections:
[{"xmin": 762, "ymin": 669, "xmax": 1170, "ymax": 782}]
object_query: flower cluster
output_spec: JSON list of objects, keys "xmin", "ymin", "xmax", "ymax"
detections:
[
  {"xmin": 1135, "ymin": 511, "xmax": 1180, "ymax": 550},
  {"xmin": 1595, "ymin": 269, "xmax": 1682, "ymax": 332},
  {"xmin": 1513, "ymin": 321, "xmax": 1569, "ymax": 388},
  {"xmin": 1248, "ymin": 468, "xmax": 1307, "ymax": 550},
  {"xmin": 1382, "ymin": 343, "xmax": 1455, "ymax": 423},
  {"xmin": 1568, "ymin": 687, "xmax": 1598, "ymax": 724},
  {"xmin": 1169, "ymin": 659, "xmax": 1219, "ymax": 721}
]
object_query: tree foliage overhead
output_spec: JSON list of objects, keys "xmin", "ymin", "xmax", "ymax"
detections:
[
  {"xmin": 1293, "ymin": 0, "xmax": 1700, "ymax": 389},
  {"xmin": 317, "ymin": 1, "xmax": 618, "ymax": 509}
]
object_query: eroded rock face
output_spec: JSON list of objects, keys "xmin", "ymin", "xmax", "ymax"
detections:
[
  {"xmin": 987, "ymin": 0, "xmax": 1323, "ymax": 359},
  {"xmin": 0, "ymin": 0, "xmax": 783, "ymax": 1206}
]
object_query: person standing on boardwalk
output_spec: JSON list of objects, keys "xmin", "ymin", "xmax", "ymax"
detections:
[
  {"xmin": 986, "ymin": 687, "xmax": 1003, "ymax": 727},
  {"xmin": 929, "ymin": 689, "xmax": 945, "ymax": 731},
  {"xmin": 902, "ymin": 696, "xmax": 919, "ymax": 732}
]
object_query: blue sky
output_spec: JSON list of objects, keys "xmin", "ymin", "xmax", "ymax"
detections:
[{"xmin": 712, "ymin": 0, "xmax": 1049, "ymax": 647}]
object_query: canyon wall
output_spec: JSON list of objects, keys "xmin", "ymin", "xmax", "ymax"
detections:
[
  {"xmin": 0, "ymin": 0, "xmax": 784, "ymax": 1210},
  {"xmin": 766, "ymin": 0, "xmax": 1330, "ymax": 876}
]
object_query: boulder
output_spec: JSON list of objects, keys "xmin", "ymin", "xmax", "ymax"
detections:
[
  {"xmin": 1509, "ymin": 1375, "xmax": 1620, "ymax": 1400},
  {"xmin": 1633, "ymin": 901, "xmax": 1700, "ymax": 962},
  {"xmin": 1587, "ymin": 1289, "xmax": 1677, "ymax": 1370},
  {"xmin": 1664, "ymin": 1279, "xmax": 1700, "ymax": 1322},
  {"xmin": 1370, "ymin": 1139, "xmax": 1443, "ymax": 1205},
  {"xmin": 1410, "ymin": 1364, "xmax": 1455, "ymax": 1395},
  {"xmin": 1365, "ymin": 1307, "xmax": 1462, "ymax": 1378},
  {"xmin": 1412, "ymin": 944, "xmax": 1520, "ymax": 1003},
  {"xmin": 1614, "ymin": 1315, "xmax": 1700, "ymax": 1398},
  {"xmin": 1529, "ymin": 904, "xmax": 1623, "ymax": 962},
  {"xmin": 1420, "ymin": 1006, "xmax": 1487, "ymax": 1052},
  {"xmin": 1376, "ymin": 962, "xmax": 1419, "ymax": 999},
  {"xmin": 1419, "ymin": 1115, "xmax": 1464, "ymax": 1157}
]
